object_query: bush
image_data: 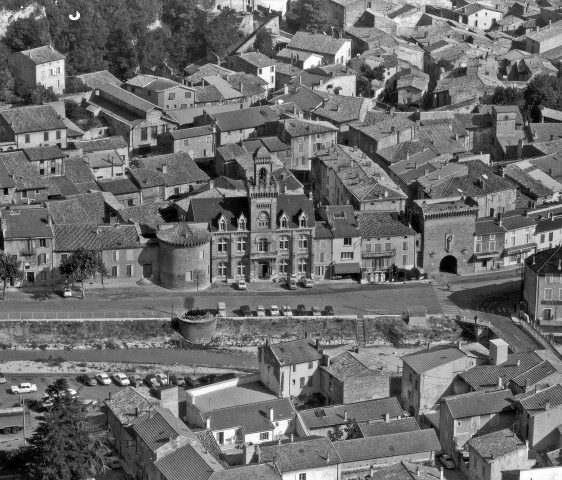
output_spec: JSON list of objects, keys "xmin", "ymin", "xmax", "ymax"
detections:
[{"xmin": 375, "ymin": 319, "xmax": 407, "ymax": 346}]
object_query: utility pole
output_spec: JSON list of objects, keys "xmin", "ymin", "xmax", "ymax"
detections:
[{"xmin": 19, "ymin": 394, "xmax": 26, "ymax": 445}]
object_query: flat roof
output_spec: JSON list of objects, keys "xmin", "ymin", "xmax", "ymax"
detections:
[{"xmin": 191, "ymin": 381, "xmax": 278, "ymax": 412}]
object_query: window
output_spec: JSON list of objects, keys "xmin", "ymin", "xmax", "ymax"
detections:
[
  {"xmin": 38, "ymin": 239, "xmax": 46, "ymax": 248},
  {"xmin": 44, "ymin": 132, "xmax": 49, "ymax": 141},
  {"xmin": 319, "ymin": 252, "xmax": 325, "ymax": 262},
  {"xmin": 25, "ymin": 134, "xmax": 30, "ymax": 144},
  {"xmin": 298, "ymin": 235, "xmax": 308, "ymax": 249},
  {"xmin": 550, "ymin": 232, "xmax": 554, "ymax": 242},
  {"xmin": 489, "ymin": 241, "xmax": 496, "ymax": 251},
  {"xmin": 151, "ymin": 126, "xmax": 158, "ymax": 139},
  {"xmin": 343, "ymin": 237, "xmax": 352, "ymax": 246},
  {"xmin": 299, "ymin": 474, "xmax": 307, "ymax": 480},
  {"xmin": 218, "ymin": 262, "xmax": 227, "ymax": 276},
  {"xmin": 385, "ymin": 242, "xmax": 391, "ymax": 251},
  {"xmin": 308, "ymin": 361, "xmax": 314, "ymax": 369},
  {"xmin": 546, "ymin": 274, "xmax": 554, "ymax": 283},
  {"xmin": 60, "ymin": 254, "xmax": 68, "ymax": 262},
  {"xmin": 219, "ymin": 218, "xmax": 226, "ymax": 231},
  {"xmin": 37, "ymin": 253, "xmax": 46, "ymax": 265},
  {"xmin": 279, "ymin": 259, "xmax": 289, "ymax": 274},
  {"xmin": 258, "ymin": 68, "xmax": 263, "ymax": 75},
  {"xmin": 126, "ymin": 265, "xmax": 133, "ymax": 277},
  {"xmin": 112, "ymin": 250, "xmax": 119, "ymax": 261},
  {"xmin": 185, "ymin": 271, "xmax": 193, "ymax": 281},
  {"xmin": 237, "ymin": 262, "xmax": 246, "ymax": 276},
  {"xmin": 544, "ymin": 308, "xmax": 553, "ymax": 320},
  {"xmin": 185, "ymin": 92, "xmax": 191, "ymax": 98},
  {"xmin": 217, "ymin": 239, "xmax": 228, "ymax": 253},
  {"xmin": 403, "ymin": 254, "xmax": 408, "ymax": 265},
  {"xmin": 297, "ymin": 258, "xmax": 307, "ymax": 273},
  {"xmin": 375, "ymin": 244, "xmax": 381, "ymax": 253},
  {"xmin": 38, "ymin": 270, "xmax": 47, "ymax": 281},
  {"xmin": 300, "ymin": 377, "xmax": 305, "ymax": 388},
  {"xmin": 279, "ymin": 236, "xmax": 290, "ymax": 250},
  {"xmin": 341, "ymin": 252, "xmax": 354, "ymax": 260},
  {"xmin": 238, "ymin": 218, "xmax": 246, "ymax": 230},
  {"xmin": 545, "ymin": 288, "xmax": 553, "ymax": 300},
  {"xmin": 258, "ymin": 238, "xmax": 268, "ymax": 252},
  {"xmin": 111, "ymin": 265, "xmax": 118, "ymax": 277},
  {"xmin": 56, "ymin": 130, "xmax": 61, "ymax": 140},
  {"xmin": 237, "ymin": 237, "xmax": 246, "ymax": 252},
  {"xmin": 141, "ymin": 128, "xmax": 148, "ymax": 141},
  {"xmin": 280, "ymin": 216, "xmax": 288, "ymax": 229},
  {"xmin": 475, "ymin": 242, "xmax": 482, "ymax": 253},
  {"xmin": 168, "ymin": 93, "xmax": 175, "ymax": 100},
  {"xmin": 21, "ymin": 190, "xmax": 28, "ymax": 198},
  {"xmin": 199, "ymin": 250, "xmax": 204, "ymax": 259},
  {"xmin": 3, "ymin": 188, "xmax": 8, "ymax": 195},
  {"xmin": 259, "ymin": 432, "xmax": 269, "ymax": 440},
  {"xmin": 299, "ymin": 215, "xmax": 307, "ymax": 227},
  {"xmin": 558, "ymin": 288, "xmax": 562, "ymax": 300}
]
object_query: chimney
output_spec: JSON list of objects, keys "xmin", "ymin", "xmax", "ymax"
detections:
[
  {"xmin": 206, "ymin": 416, "xmax": 211, "ymax": 429},
  {"xmin": 440, "ymin": 467, "xmax": 444, "ymax": 480},
  {"xmin": 545, "ymin": 400, "xmax": 551, "ymax": 410},
  {"xmin": 47, "ymin": 213, "xmax": 52, "ymax": 227},
  {"xmin": 457, "ymin": 340, "xmax": 462, "ymax": 349},
  {"xmin": 161, "ymin": 164, "xmax": 168, "ymax": 174},
  {"xmin": 316, "ymin": 338, "xmax": 320, "ymax": 349},
  {"xmin": 109, "ymin": 392, "xmax": 112, "ymax": 400},
  {"xmin": 385, "ymin": 413, "xmax": 390, "ymax": 423},
  {"xmin": 290, "ymin": 434, "xmax": 294, "ymax": 442},
  {"xmin": 135, "ymin": 407, "xmax": 139, "ymax": 417},
  {"xmin": 427, "ymin": 342, "xmax": 430, "ymax": 350},
  {"xmin": 525, "ymin": 378, "xmax": 531, "ymax": 391},
  {"xmin": 370, "ymin": 466, "xmax": 375, "ymax": 478},
  {"xmin": 305, "ymin": 331, "xmax": 308, "ymax": 338},
  {"xmin": 326, "ymin": 452, "xmax": 330, "ymax": 463},
  {"xmin": 498, "ymin": 377, "xmax": 503, "ymax": 388},
  {"xmin": 268, "ymin": 406, "xmax": 274, "ymax": 421},
  {"xmin": 558, "ymin": 259, "xmax": 562, "ymax": 271},
  {"xmin": 284, "ymin": 84, "xmax": 289, "ymax": 95},
  {"xmin": 417, "ymin": 467, "xmax": 421, "ymax": 476},
  {"xmin": 344, "ymin": 410, "xmax": 348, "ymax": 421}
]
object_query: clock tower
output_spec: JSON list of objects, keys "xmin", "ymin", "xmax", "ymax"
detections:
[{"xmin": 247, "ymin": 146, "xmax": 278, "ymax": 232}]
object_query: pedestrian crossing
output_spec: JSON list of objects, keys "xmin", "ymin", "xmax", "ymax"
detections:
[{"xmin": 432, "ymin": 283, "xmax": 460, "ymax": 317}]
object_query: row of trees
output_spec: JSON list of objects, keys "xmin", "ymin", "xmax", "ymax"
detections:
[{"xmin": 0, "ymin": 247, "xmax": 107, "ymax": 300}]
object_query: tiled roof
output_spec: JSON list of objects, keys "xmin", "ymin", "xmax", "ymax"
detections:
[
  {"xmin": 356, "ymin": 212, "xmax": 415, "ymax": 238},
  {"xmin": 270, "ymin": 85, "xmax": 326, "ymax": 112},
  {"xmin": 47, "ymin": 176, "xmax": 81, "ymax": 196},
  {"xmin": 98, "ymin": 177, "xmax": 139, "ymax": 195},
  {"xmin": 120, "ymin": 202, "xmax": 166, "ymax": 236},
  {"xmin": 0, "ymin": 151, "xmax": 50, "ymax": 191},
  {"xmin": 353, "ymin": 115, "xmax": 415, "ymax": 140},
  {"xmin": 287, "ymin": 32, "xmax": 350, "ymax": 55},
  {"xmin": 517, "ymin": 383, "xmax": 562, "ymax": 416},
  {"xmin": 210, "ymin": 106, "xmax": 279, "ymax": 132},
  {"xmin": 209, "ymin": 464, "xmax": 280, "ymax": 480},
  {"xmin": 281, "ymin": 118, "xmax": 338, "ymax": 137},
  {"xmin": 511, "ymin": 360, "xmax": 557, "ymax": 389},
  {"xmin": 442, "ymin": 389, "xmax": 514, "ymax": 419},
  {"xmin": 53, "ymin": 224, "xmax": 103, "ymax": 251},
  {"xmin": 401, "ymin": 346, "xmax": 466, "ymax": 374},
  {"xmin": 0, "ymin": 105, "xmax": 66, "ymax": 134},
  {"xmin": 2, "ymin": 208, "xmax": 53, "ymax": 239},
  {"xmin": 170, "ymin": 126, "xmax": 214, "ymax": 140},
  {"xmin": 268, "ymin": 338, "xmax": 322, "ymax": 367},
  {"xmin": 526, "ymin": 20, "xmax": 562, "ymax": 41},
  {"xmin": 368, "ymin": 461, "xmax": 443, "ymax": 480},
  {"xmin": 73, "ymin": 136, "xmax": 128, "ymax": 153},
  {"xmin": 525, "ymin": 245, "xmax": 562, "ymax": 274},
  {"xmin": 63, "ymin": 157, "xmax": 97, "ymax": 186},
  {"xmin": 72, "ymin": 70, "xmax": 121, "ymax": 89},
  {"xmin": 48, "ymin": 192, "xmax": 108, "ymax": 224},
  {"xmin": 300, "ymin": 397, "xmax": 404, "ymax": 429},
  {"xmin": 23, "ymin": 146, "xmax": 64, "ymax": 162},
  {"xmin": 134, "ymin": 152, "xmax": 209, "ymax": 186},
  {"xmin": 184, "ymin": 63, "xmax": 234, "ymax": 85},
  {"xmin": 154, "ymin": 443, "xmax": 223, "ymax": 480},
  {"xmin": 475, "ymin": 218, "xmax": 506, "ymax": 235},
  {"xmin": 15, "ymin": 45, "xmax": 65, "ymax": 64},
  {"xmin": 468, "ymin": 428, "xmax": 526, "ymax": 462},
  {"xmin": 194, "ymin": 429, "xmax": 229, "ymax": 468},
  {"xmin": 313, "ymin": 95, "xmax": 367, "ymax": 124},
  {"xmin": 235, "ymin": 51, "xmax": 276, "ymax": 68},
  {"xmin": 460, "ymin": 352, "xmax": 543, "ymax": 390},
  {"xmin": 358, "ymin": 417, "xmax": 420, "ymax": 438},
  {"xmin": 333, "ymin": 429, "xmax": 441, "ymax": 462},
  {"xmin": 134, "ymin": 409, "xmax": 197, "ymax": 452},
  {"xmin": 105, "ymin": 386, "xmax": 159, "ymax": 425},
  {"xmin": 97, "ymin": 225, "xmax": 141, "ymax": 249},
  {"xmin": 156, "ymin": 223, "xmax": 211, "ymax": 246},
  {"xmin": 536, "ymin": 217, "xmax": 562, "ymax": 234},
  {"xmin": 97, "ymin": 83, "xmax": 161, "ymax": 113},
  {"xmin": 260, "ymin": 437, "xmax": 341, "ymax": 472},
  {"xmin": 205, "ymin": 398, "xmax": 294, "ymax": 434}
]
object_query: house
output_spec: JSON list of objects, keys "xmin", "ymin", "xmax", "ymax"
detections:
[
  {"xmin": 349, "ymin": 115, "xmax": 417, "ymax": 155},
  {"xmin": 8, "ymin": 45, "xmax": 65, "ymax": 94},
  {"xmin": 285, "ymin": 32, "xmax": 352, "ymax": 66},
  {"xmin": 22, "ymin": 146, "xmax": 65, "ymax": 177},
  {"xmin": 358, "ymin": 417, "xmax": 421, "ymax": 437},
  {"xmin": 535, "ymin": 215, "xmax": 562, "ymax": 251},
  {"xmin": 157, "ymin": 126, "xmax": 216, "ymax": 169},
  {"xmin": 473, "ymin": 217, "xmax": 506, "ymax": 272},
  {"xmin": 275, "ymin": 48, "xmax": 323, "ymax": 70},
  {"xmin": 72, "ymin": 136, "xmax": 129, "ymax": 165},
  {"xmin": 356, "ymin": 212, "xmax": 418, "ymax": 283},
  {"xmin": 0, "ymin": 208, "xmax": 54, "ymax": 286},
  {"xmin": 226, "ymin": 52, "xmax": 276, "ymax": 91},
  {"xmin": 258, "ymin": 338, "xmax": 323, "ymax": 403},
  {"xmin": 515, "ymin": 384, "xmax": 562, "ymax": 450},
  {"xmin": 400, "ymin": 345, "xmax": 477, "ymax": 417},
  {"xmin": 504, "ymin": 161, "xmax": 562, "ymax": 204},
  {"xmin": 311, "ymin": 95, "xmax": 371, "ymax": 143},
  {"xmin": 257, "ymin": 437, "xmax": 341, "ymax": 480},
  {"xmin": 66, "ymin": 70, "xmax": 121, "ymax": 91},
  {"xmin": 0, "ymin": 151, "xmax": 50, "ymax": 205},
  {"xmin": 365, "ymin": 461, "xmax": 444, "ymax": 480},
  {"xmin": 467, "ymin": 429, "xmax": 535, "ymax": 480},
  {"xmin": 497, "ymin": 212, "xmax": 537, "ymax": 269},
  {"xmin": 87, "ymin": 83, "xmax": 177, "ymax": 155},
  {"xmin": 97, "ymin": 178, "xmax": 141, "ymax": 207},
  {"xmin": 154, "ymin": 443, "xmax": 224, "ymax": 480},
  {"xmin": 328, "ymin": 0, "xmax": 371, "ymax": 27},
  {"xmin": 394, "ymin": 68, "xmax": 429, "ymax": 106},
  {"xmin": 313, "ymin": 145, "xmax": 407, "ymax": 213},
  {"xmin": 193, "ymin": 76, "xmax": 246, "ymax": 108},
  {"xmin": 454, "ymin": 3, "xmax": 503, "ymax": 30},
  {"xmin": 526, "ymin": 21, "xmax": 562, "ymax": 54},
  {"xmin": 289, "ymin": 64, "xmax": 357, "ymax": 97},
  {"xmin": 439, "ymin": 389, "xmax": 516, "ymax": 459},
  {"xmin": 0, "ymin": 104, "xmax": 68, "ymax": 149},
  {"xmin": 82, "ymin": 150, "xmax": 125, "ymax": 179},
  {"xmin": 299, "ymin": 397, "xmax": 405, "ymax": 436},
  {"xmin": 123, "ymin": 74, "xmax": 196, "ymax": 110},
  {"xmin": 269, "ymin": 85, "xmax": 326, "ymax": 115}
]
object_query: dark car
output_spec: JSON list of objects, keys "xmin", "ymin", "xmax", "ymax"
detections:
[
  {"xmin": 169, "ymin": 374, "xmax": 185, "ymax": 387},
  {"xmin": 144, "ymin": 374, "xmax": 159, "ymax": 388},
  {"xmin": 185, "ymin": 375, "xmax": 202, "ymax": 389},
  {"xmin": 297, "ymin": 304, "xmax": 307, "ymax": 316},
  {"xmin": 325, "ymin": 306, "xmax": 335, "ymax": 316},
  {"xmin": 78, "ymin": 373, "xmax": 97, "ymax": 386},
  {"xmin": 240, "ymin": 305, "xmax": 252, "ymax": 317}
]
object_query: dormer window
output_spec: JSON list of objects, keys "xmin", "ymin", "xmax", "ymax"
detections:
[
  {"xmin": 238, "ymin": 215, "xmax": 247, "ymax": 231},
  {"xmin": 280, "ymin": 214, "xmax": 289, "ymax": 229},
  {"xmin": 298, "ymin": 213, "xmax": 307, "ymax": 228},
  {"xmin": 218, "ymin": 216, "xmax": 227, "ymax": 231}
]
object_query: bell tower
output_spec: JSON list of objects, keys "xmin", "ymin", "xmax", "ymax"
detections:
[{"xmin": 247, "ymin": 146, "xmax": 278, "ymax": 232}]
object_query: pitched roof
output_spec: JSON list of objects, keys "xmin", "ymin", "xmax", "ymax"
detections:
[
  {"xmin": 120, "ymin": 202, "xmax": 166, "ymax": 236},
  {"xmin": 14, "ymin": 45, "xmax": 65, "ymax": 64},
  {"xmin": 47, "ymin": 192, "xmax": 108, "ymax": 224},
  {"xmin": 154, "ymin": 443, "xmax": 224, "ymax": 480},
  {"xmin": 401, "ymin": 346, "xmax": 466, "ymax": 374},
  {"xmin": 525, "ymin": 245, "xmax": 562, "ymax": 274},
  {"xmin": 133, "ymin": 410, "xmax": 197, "ymax": 452},
  {"xmin": 333, "ymin": 429, "xmax": 441, "ymax": 462},
  {"xmin": 2, "ymin": 208, "xmax": 53, "ymax": 239},
  {"xmin": 358, "ymin": 417, "xmax": 420, "ymax": 438},
  {"xmin": 0, "ymin": 105, "xmax": 67, "ymax": 134},
  {"xmin": 259, "ymin": 437, "xmax": 341, "ymax": 472},
  {"xmin": 97, "ymin": 83, "xmax": 161, "ymax": 113},
  {"xmin": 287, "ymin": 32, "xmax": 350, "ymax": 55},
  {"xmin": 105, "ymin": 386, "xmax": 159, "ymax": 425},
  {"xmin": 210, "ymin": 106, "xmax": 280, "ymax": 132},
  {"xmin": 235, "ymin": 51, "xmax": 276, "ymax": 68},
  {"xmin": 281, "ymin": 118, "xmax": 338, "ymax": 137},
  {"xmin": 300, "ymin": 397, "xmax": 404, "ymax": 429},
  {"xmin": 368, "ymin": 461, "xmax": 443, "ymax": 480},
  {"xmin": 209, "ymin": 464, "xmax": 280, "ymax": 480},
  {"xmin": 53, "ymin": 224, "xmax": 102, "ymax": 251},
  {"xmin": 23, "ymin": 146, "xmax": 64, "ymax": 162},
  {"xmin": 134, "ymin": 153, "xmax": 209, "ymax": 186},
  {"xmin": 72, "ymin": 70, "xmax": 121, "ymax": 89},
  {"xmin": 442, "ymin": 389, "xmax": 514, "ymax": 419},
  {"xmin": 98, "ymin": 177, "xmax": 139, "ymax": 195},
  {"xmin": 0, "ymin": 151, "xmax": 50, "ymax": 191},
  {"xmin": 266, "ymin": 338, "xmax": 322, "ymax": 367},
  {"xmin": 468, "ymin": 428, "xmax": 526, "ymax": 462},
  {"xmin": 73, "ymin": 136, "xmax": 128, "ymax": 152},
  {"xmin": 270, "ymin": 85, "xmax": 326, "ymax": 112},
  {"xmin": 312, "ymin": 95, "xmax": 367, "ymax": 123},
  {"xmin": 356, "ymin": 212, "xmax": 416, "ymax": 237},
  {"xmin": 516, "ymin": 384, "xmax": 562, "ymax": 416},
  {"xmin": 352, "ymin": 115, "xmax": 416, "ymax": 140}
]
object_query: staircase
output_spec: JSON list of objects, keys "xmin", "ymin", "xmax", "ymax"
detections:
[
  {"xmin": 356, "ymin": 316, "xmax": 366, "ymax": 346},
  {"xmin": 431, "ymin": 283, "xmax": 460, "ymax": 317}
]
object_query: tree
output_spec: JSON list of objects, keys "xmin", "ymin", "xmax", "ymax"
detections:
[
  {"xmin": 206, "ymin": 8, "xmax": 244, "ymax": 58},
  {"xmin": 0, "ymin": 253, "xmax": 24, "ymax": 300},
  {"xmin": 327, "ymin": 424, "xmax": 344, "ymax": 442},
  {"xmin": 292, "ymin": 0, "xmax": 328, "ymax": 29},
  {"xmin": 26, "ymin": 379, "xmax": 107, "ymax": 480},
  {"xmin": 4, "ymin": 17, "xmax": 51, "ymax": 52},
  {"xmin": 44, "ymin": 378, "xmax": 70, "ymax": 400},
  {"xmin": 524, "ymin": 74, "xmax": 562, "ymax": 122},
  {"xmin": 58, "ymin": 248, "xmax": 108, "ymax": 299},
  {"xmin": 356, "ymin": 64, "xmax": 385, "ymax": 97},
  {"xmin": 252, "ymin": 28, "xmax": 276, "ymax": 57},
  {"xmin": 0, "ymin": 43, "xmax": 15, "ymax": 103},
  {"xmin": 481, "ymin": 86, "xmax": 525, "ymax": 107},
  {"xmin": 344, "ymin": 421, "xmax": 361, "ymax": 440},
  {"xmin": 22, "ymin": 84, "xmax": 58, "ymax": 105},
  {"xmin": 436, "ymin": 58, "xmax": 454, "ymax": 73}
]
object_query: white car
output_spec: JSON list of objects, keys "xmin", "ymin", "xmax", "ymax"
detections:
[
  {"xmin": 282, "ymin": 306, "xmax": 293, "ymax": 317},
  {"xmin": 156, "ymin": 373, "xmax": 168, "ymax": 385},
  {"xmin": 441, "ymin": 454, "xmax": 456, "ymax": 469},
  {"xmin": 112, "ymin": 373, "xmax": 130, "ymax": 386},
  {"xmin": 237, "ymin": 279, "xmax": 247, "ymax": 290},
  {"xmin": 66, "ymin": 388, "xmax": 78, "ymax": 398},
  {"xmin": 270, "ymin": 305, "xmax": 280, "ymax": 316},
  {"xmin": 63, "ymin": 286, "xmax": 72, "ymax": 297},
  {"xmin": 95, "ymin": 373, "xmax": 111, "ymax": 385},
  {"xmin": 301, "ymin": 278, "xmax": 314, "ymax": 288},
  {"xmin": 257, "ymin": 305, "xmax": 266, "ymax": 317},
  {"xmin": 106, "ymin": 456, "xmax": 121, "ymax": 469}
]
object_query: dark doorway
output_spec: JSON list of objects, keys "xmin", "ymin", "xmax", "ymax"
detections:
[
  {"xmin": 258, "ymin": 262, "xmax": 268, "ymax": 279},
  {"xmin": 26, "ymin": 272, "xmax": 35, "ymax": 283},
  {"xmin": 142, "ymin": 264, "xmax": 152, "ymax": 278},
  {"xmin": 439, "ymin": 255, "xmax": 458, "ymax": 274}
]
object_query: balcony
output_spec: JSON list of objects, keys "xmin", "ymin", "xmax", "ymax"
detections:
[
  {"xmin": 251, "ymin": 249, "xmax": 278, "ymax": 259},
  {"xmin": 20, "ymin": 249, "xmax": 35, "ymax": 256},
  {"xmin": 362, "ymin": 248, "xmax": 396, "ymax": 258}
]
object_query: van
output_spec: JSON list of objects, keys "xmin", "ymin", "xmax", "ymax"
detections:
[{"xmin": 217, "ymin": 302, "xmax": 226, "ymax": 317}]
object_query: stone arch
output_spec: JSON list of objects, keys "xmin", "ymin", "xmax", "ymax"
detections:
[{"xmin": 439, "ymin": 255, "xmax": 458, "ymax": 274}]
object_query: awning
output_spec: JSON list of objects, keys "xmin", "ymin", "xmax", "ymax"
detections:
[
  {"xmin": 333, "ymin": 263, "xmax": 362, "ymax": 275},
  {"xmin": 503, "ymin": 243, "xmax": 536, "ymax": 256},
  {"xmin": 474, "ymin": 251, "xmax": 500, "ymax": 260}
]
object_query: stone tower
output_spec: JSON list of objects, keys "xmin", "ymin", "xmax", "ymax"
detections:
[{"xmin": 247, "ymin": 146, "xmax": 279, "ymax": 233}]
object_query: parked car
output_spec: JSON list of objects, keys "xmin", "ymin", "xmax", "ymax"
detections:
[
  {"xmin": 63, "ymin": 285, "xmax": 72, "ymax": 297},
  {"xmin": 144, "ymin": 374, "xmax": 158, "ymax": 388},
  {"xmin": 312, "ymin": 306, "xmax": 321, "ymax": 316},
  {"xmin": 128, "ymin": 374, "xmax": 142, "ymax": 387},
  {"xmin": 257, "ymin": 305, "xmax": 265, "ymax": 317},
  {"xmin": 301, "ymin": 278, "xmax": 313, "ymax": 288},
  {"xmin": 11, "ymin": 383, "xmax": 37, "ymax": 394},
  {"xmin": 325, "ymin": 306, "xmax": 335, "ymax": 316},
  {"xmin": 156, "ymin": 373, "xmax": 168, "ymax": 385},
  {"xmin": 95, "ymin": 373, "xmax": 111, "ymax": 385},
  {"xmin": 80, "ymin": 399, "xmax": 98, "ymax": 412},
  {"xmin": 287, "ymin": 278, "xmax": 297, "ymax": 290},
  {"xmin": 112, "ymin": 373, "xmax": 130, "ymax": 386},
  {"xmin": 441, "ymin": 454, "xmax": 455, "ymax": 469},
  {"xmin": 282, "ymin": 306, "xmax": 293, "ymax": 317},
  {"xmin": 237, "ymin": 279, "xmax": 247, "ymax": 290},
  {"xmin": 240, "ymin": 305, "xmax": 252, "ymax": 317},
  {"xmin": 270, "ymin": 305, "xmax": 280, "ymax": 316},
  {"xmin": 169, "ymin": 374, "xmax": 185, "ymax": 386},
  {"xmin": 217, "ymin": 302, "xmax": 226, "ymax": 317},
  {"xmin": 297, "ymin": 304, "xmax": 307, "ymax": 316},
  {"xmin": 0, "ymin": 373, "xmax": 6, "ymax": 384},
  {"xmin": 106, "ymin": 457, "xmax": 121, "ymax": 469},
  {"xmin": 66, "ymin": 388, "xmax": 78, "ymax": 398},
  {"xmin": 78, "ymin": 373, "xmax": 97, "ymax": 386},
  {"xmin": 185, "ymin": 375, "xmax": 202, "ymax": 389}
]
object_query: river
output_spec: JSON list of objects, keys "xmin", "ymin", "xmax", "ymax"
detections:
[{"xmin": 0, "ymin": 347, "xmax": 258, "ymax": 370}]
